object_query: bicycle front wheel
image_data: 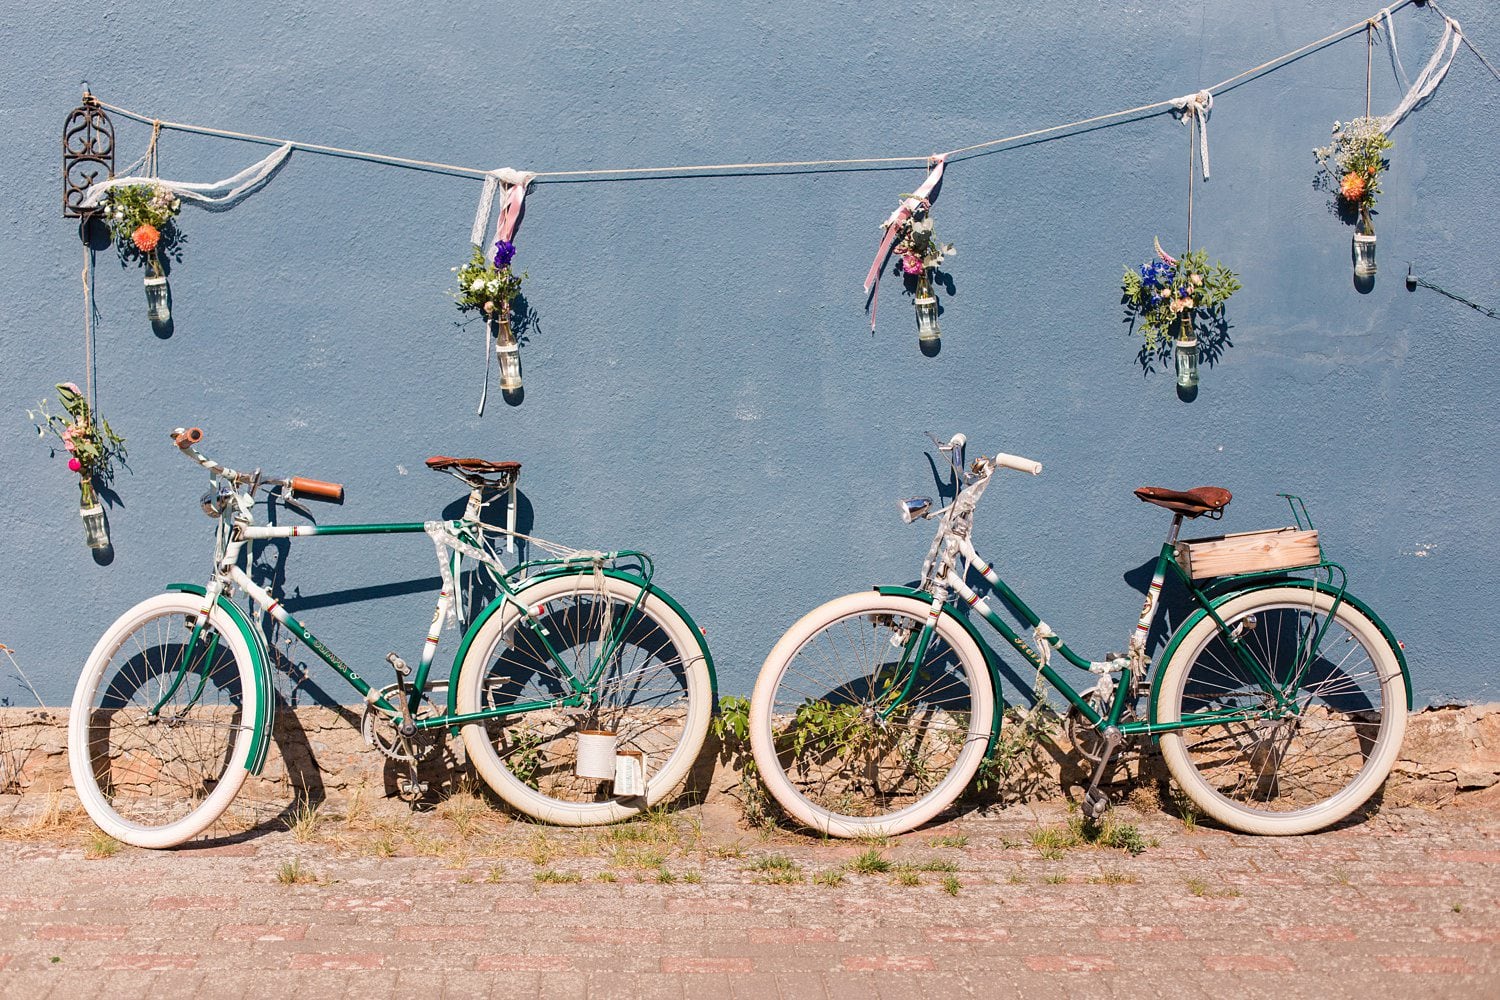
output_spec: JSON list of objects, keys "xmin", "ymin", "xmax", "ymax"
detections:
[
  {"xmin": 68, "ymin": 594, "xmax": 258, "ymax": 848},
  {"xmin": 748, "ymin": 592, "xmax": 994, "ymax": 838},
  {"xmin": 1156, "ymin": 586, "xmax": 1407, "ymax": 835},
  {"xmin": 457, "ymin": 572, "xmax": 712, "ymax": 825}
]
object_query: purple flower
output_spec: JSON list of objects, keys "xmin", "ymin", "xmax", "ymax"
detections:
[{"xmin": 493, "ymin": 240, "xmax": 516, "ymax": 269}]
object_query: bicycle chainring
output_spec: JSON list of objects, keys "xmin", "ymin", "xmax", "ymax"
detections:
[
  {"xmin": 1065, "ymin": 689, "xmax": 1137, "ymax": 765},
  {"xmin": 361, "ymin": 683, "xmax": 447, "ymax": 764}
]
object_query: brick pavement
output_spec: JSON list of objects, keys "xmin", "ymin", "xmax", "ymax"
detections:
[{"xmin": 0, "ymin": 795, "xmax": 1496, "ymax": 999}]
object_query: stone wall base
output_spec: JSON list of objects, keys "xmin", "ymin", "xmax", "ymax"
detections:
[{"xmin": 5, "ymin": 702, "xmax": 1497, "ymax": 818}]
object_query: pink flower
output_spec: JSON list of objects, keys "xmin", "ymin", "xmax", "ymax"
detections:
[
  {"xmin": 61, "ymin": 382, "xmax": 80, "ymax": 394},
  {"xmin": 901, "ymin": 253, "xmax": 924, "ymax": 276},
  {"xmin": 61, "ymin": 428, "xmax": 76, "ymax": 451},
  {"xmin": 67, "ymin": 457, "xmax": 83, "ymax": 472}
]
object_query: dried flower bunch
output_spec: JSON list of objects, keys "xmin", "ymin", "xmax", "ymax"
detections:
[
  {"xmin": 100, "ymin": 184, "xmax": 183, "ymax": 263},
  {"xmin": 891, "ymin": 199, "xmax": 954, "ymax": 277},
  {"xmin": 29, "ymin": 383, "xmax": 127, "ymax": 506},
  {"xmin": 1121, "ymin": 239, "xmax": 1241, "ymax": 349},
  {"xmin": 454, "ymin": 239, "xmax": 526, "ymax": 315},
  {"xmin": 1314, "ymin": 118, "xmax": 1393, "ymax": 211}
]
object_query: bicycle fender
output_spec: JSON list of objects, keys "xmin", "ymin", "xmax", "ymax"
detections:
[
  {"xmin": 166, "ymin": 583, "xmax": 277, "ymax": 775},
  {"xmin": 875, "ymin": 585, "xmax": 1006, "ymax": 758},
  {"xmin": 445, "ymin": 568, "xmax": 718, "ymax": 723},
  {"xmin": 1147, "ymin": 579, "xmax": 1412, "ymax": 733}
]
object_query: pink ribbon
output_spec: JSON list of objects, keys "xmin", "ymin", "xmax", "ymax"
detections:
[
  {"xmin": 470, "ymin": 168, "xmax": 536, "ymax": 249},
  {"xmin": 494, "ymin": 180, "xmax": 528, "ymax": 243},
  {"xmin": 863, "ymin": 156, "xmax": 946, "ymax": 331}
]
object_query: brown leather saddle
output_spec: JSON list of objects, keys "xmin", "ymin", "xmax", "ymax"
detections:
[
  {"xmin": 426, "ymin": 456, "xmax": 521, "ymax": 487},
  {"xmin": 1134, "ymin": 485, "xmax": 1231, "ymax": 518}
]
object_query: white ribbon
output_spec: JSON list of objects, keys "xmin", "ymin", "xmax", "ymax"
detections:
[
  {"xmin": 81, "ymin": 143, "xmax": 293, "ymax": 212},
  {"xmin": 470, "ymin": 168, "xmax": 536, "ymax": 247},
  {"xmin": 1170, "ymin": 90, "xmax": 1213, "ymax": 180},
  {"xmin": 1032, "ymin": 621, "xmax": 1057, "ymax": 667},
  {"xmin": 1377, "ymin": 11, "xmax": 1463, "ymax": 133},
  {"xmin": 1380, "ymin": 7, "xmax": 1411, "ymax": 91}
]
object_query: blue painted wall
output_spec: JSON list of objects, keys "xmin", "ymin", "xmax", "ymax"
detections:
[{"xmin": 3, "ymin": 1, "xmax": 1496, "ymax": 707}]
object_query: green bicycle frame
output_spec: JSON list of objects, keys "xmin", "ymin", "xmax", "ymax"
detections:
[
  {"xmin": 887, "ymin": 527, "xmax": 1407, "ymax": 743},
  {"xmin": 165, "ymin": 513, "xmax": 714, "ymax": 774}
]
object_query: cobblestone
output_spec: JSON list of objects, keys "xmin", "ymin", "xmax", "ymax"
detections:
[{"xmin": 0, "ymin": 791, "xmax": 1495, "ymax": 997}]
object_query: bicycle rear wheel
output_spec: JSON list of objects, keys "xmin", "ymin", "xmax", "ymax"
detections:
[
  {"xmin": 748, "ymin": 592, "xmax": 994, "ymax": 838},
  {"xmin": 457, "ymin": 572, "xmax": 712, "ymax": 825},
  {"xmin": 68, "ymin": 594, "xmax": 258, "ymax": 848},
  {"xmin": 1156, "ymin": 586, "xmax": 1407, "ymax": 835}
]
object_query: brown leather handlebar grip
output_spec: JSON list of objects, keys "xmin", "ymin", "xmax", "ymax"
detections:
[
  {"xmin": 173, "ymin": 427, "xmax": 204, "ymax": 449},
  {"xmin": 289, "ymin": 477, "xmax": 345, "ymax": 503}
]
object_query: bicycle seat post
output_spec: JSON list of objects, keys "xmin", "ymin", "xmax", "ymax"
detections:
[{"xmin": 1166, "ymin": 512, "xmax": 1184, "ymax": 547}]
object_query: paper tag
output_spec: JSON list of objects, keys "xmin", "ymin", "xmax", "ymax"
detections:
[{"xmin": 614, "ymin": 751, "xmax": 646, "ymax": 797}]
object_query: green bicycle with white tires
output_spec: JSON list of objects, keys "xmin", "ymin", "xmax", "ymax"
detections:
[
  {"xmin": 748, "ymin": 434, "xmax": 1410, "ymax": 838},
  {"xmin": 68, "ymin": 427, "xmax": 716, "ymax": 848}
]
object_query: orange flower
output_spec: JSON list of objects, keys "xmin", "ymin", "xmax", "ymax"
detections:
[
  {"xmin": 1339, "ymin": 172, "xmax": 1367, "ymax": 202},
  {"xmin": 132, "ymin": 223, "xmax": 161, "ymax": 252}
]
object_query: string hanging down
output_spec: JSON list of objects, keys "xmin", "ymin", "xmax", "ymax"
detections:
[
  {"xmin": 85, "ymin": 0, "xmax": 1458, "ymax": 187},
  {"xmin": 1172, "ymin": 91, "xmax": 1213, "ymax": 181}
]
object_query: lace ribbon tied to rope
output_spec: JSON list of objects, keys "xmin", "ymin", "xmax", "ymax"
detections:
[
  {"xmin": 1170, "ymin": 90, "xmax": 1213, "ymax": 180},
  {"xmin": 471, "ymin": 168, "xmax": 537, "ymax": 415},
  {"xmin": 1377, "ymin": 8, "xmax": 1464, "ymax": 133},
  {"xmin": 863, "ymin": 155, "xmax": 945, "ymax": 332},
  {"xmin": 80, "ymin": 143, "xmax": 294, "ymax": 212},
  {"xmin": 469, "ymin": 167, "xmax": 536, "ymax": 246}
]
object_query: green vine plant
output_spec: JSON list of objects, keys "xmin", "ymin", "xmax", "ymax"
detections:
[
  {"xmin": 967, "ymin": 691, "xmax": 1061, "ymax": 805},
  {"xmin": 710, "ymin": 696, "xmax": 775, "ymax": 828}
]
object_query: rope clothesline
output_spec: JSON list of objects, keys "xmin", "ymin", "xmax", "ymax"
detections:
[{"xmin": 89, "ymin": 0, "xmax": 1456, "ymax": 186}]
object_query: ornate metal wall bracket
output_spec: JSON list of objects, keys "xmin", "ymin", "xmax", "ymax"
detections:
[{"xmin": 63, "ymin": 90, "xmax": 114, "ymax": 221}]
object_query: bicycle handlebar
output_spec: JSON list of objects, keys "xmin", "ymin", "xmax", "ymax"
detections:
[
  {"xmin": 289, "ymin": 477, "xmax": 345, "ymax": 503},
  {"xmin": 170, "ymin": 426, "xmax": 346, "ymax": 503},
  {"xmin": 990, "ymin": 452, "xmax": 1043, "ymax": 476}
]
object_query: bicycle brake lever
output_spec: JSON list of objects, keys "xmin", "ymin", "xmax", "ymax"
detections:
[{"xmin": 273, "ymin": 487, "xmax": 315, "ymax": 522}]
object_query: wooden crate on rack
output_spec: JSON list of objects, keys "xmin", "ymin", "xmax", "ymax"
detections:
[{"xmin": 1174, "ymin": 527, "xmax": 1321, "ymax": 581}]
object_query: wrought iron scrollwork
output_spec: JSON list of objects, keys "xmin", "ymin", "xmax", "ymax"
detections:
[{"xmin": 63, "ymin": 91, "xmax": 114, "ymax": 219}]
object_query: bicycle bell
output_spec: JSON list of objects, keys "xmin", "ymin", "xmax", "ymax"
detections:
[{"xmin": 201, "ymin": 482, "xmax": 234, "ymax": 518}]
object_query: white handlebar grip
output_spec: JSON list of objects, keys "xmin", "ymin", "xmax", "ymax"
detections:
[
  {"xmin": 946, "ymin": 433, "xmax": 967, "ymax": 451},
  {"xmin": 993, "ymin": 452, "xmax": 1042, "ymax": 476}
]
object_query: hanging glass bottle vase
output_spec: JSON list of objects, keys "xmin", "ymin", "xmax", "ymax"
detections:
[
  {"xmin": 79, "ymin": 481, "xmax": 109, "ymax": 550},
  {"xmin": 913, "ymin": 273, "xmax": 940, "ymax": 346},
  {"xmin": 1353, "ymin": 205, "xmax": 1377, "ymax": 278},
  {"xmin": 144, "ymin": 249, "xmax": 171, "ymax": 326},
  {"xmin": 492, "ymin": 307, "xmax": 522, "ymax": 392},
  {"xmin": 1173, "ymin": 315, "xmax": 1199, "ymax": 390}
]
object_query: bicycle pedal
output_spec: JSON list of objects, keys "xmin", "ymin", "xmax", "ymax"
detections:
[{"xmin": 1082, "ymin": 788, "xmax": 1111, "ymax": 821}]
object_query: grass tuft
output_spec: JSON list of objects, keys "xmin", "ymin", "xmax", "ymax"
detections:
[
  {"xmin": 84, "ymin": 831, "xmax": 121, "ymax": 860},
  {"xmin": 848, "ymin": 849, "xmax": 892, "ymax": 875},
  {"xmin": 285, "ymin": 799, "xmax": 323, "ymax": 843},
  {"xmin": 276, "ymin": 859, "xmax": 317, "ymax": 885}
]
